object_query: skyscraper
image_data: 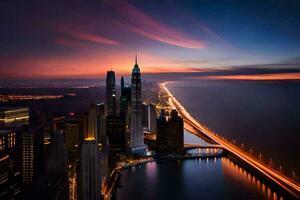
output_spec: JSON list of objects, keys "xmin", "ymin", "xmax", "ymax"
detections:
[
  {"xmin": 106, "ymin": 71, "xmax": 116, "ymax": 116},
  {"xmin": 64, "ymin": 115, "xmax": 80, "ymax": 162},
  {"xmin": 142, "ymin": 103, "xmax": 157, "ymax": 133},
  {"xmin": 0, "ymin": 129, "xmax": 21, "ymax": 199},
  {"xmin": 129, "ymin": 54, "xmax": 147, "ymax": 154},
  {"xmin": 120, "ymin": 76, "xmax": 131, "ymax": 124},
  {"xmin": 21, "ymin": 126, "xmax": 44, "ymax": 185},
  {"xmin": 121, "ymin": 76, "xmax": 125, "ymax": 94},
  {"xmin": 34, "ymin": 130, "xmax": 68, "ymax": 200},
  {"xmin": 78, "ymin": 104, "xmax": 101, "ymax": 200},
  {"xmin": 96, "ymin": 103, "xmax": 109, "ymax": 188},
  {"xmin": 106, "ymin": 115, "xmax": 126, "ymax": 150},
  {"xmin": 156, "ymin": 109, "xmax": 184, "ymax": 155},
  {"xmin": 96, "ymin": 103, "xmax": 106, "ymax": 146},
  {"xmin": 87, "ymin": 104, "xmax": 97, "ymax": 140}
]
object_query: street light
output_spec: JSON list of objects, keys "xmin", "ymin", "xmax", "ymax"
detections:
[
  {"xmin": 259, "ymin": 153, "xmax": 262, "ymax": 161},
  {"xmin": 292, "ymin": 170, "xmax": 296, "ymax": 180}
]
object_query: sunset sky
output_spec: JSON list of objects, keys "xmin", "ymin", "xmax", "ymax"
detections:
[{"xmin": 1, "ymin": 0, "xmax": 300, "ymax": 78}]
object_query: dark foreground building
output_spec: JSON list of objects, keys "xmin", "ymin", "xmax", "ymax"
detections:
[
  {"xmin": 0, "ymin": 129, "xmax": 21, "ymax": 199},
  {"xmin": 106, "ymin": 71, "xmax": 116, "ymax": 116},
  {"xmin": 156, "ymin": 109, "xmax": 184, "ymax": 155},
  {"xmin": 106, "ymin": 116, "xmax": 126, "ymax": 151}
]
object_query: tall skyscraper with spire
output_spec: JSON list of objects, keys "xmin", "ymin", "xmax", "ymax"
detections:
[
  {"xmin": 106, "ymin": 70, "xmax": 116, "ymax": 116},
  {"xmin": 129, "ymin": 53, "xmax": 147, "ymax": 154}
]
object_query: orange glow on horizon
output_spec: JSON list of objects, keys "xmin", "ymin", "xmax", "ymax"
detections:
[{"xmin": 0, "ymin": 51, "xmax": 207, "ymax": 78}]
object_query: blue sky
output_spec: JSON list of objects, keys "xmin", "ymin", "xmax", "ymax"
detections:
[{"xmin": 0, "ymin": 0, "xmax": 300, "ymax": 78}]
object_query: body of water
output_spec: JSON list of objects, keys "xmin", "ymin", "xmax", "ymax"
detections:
[
  {"xmin": 114, "ymin": 157, "xmax": 288, "ymax": 200},
  {"xmin": 167, "ymin": 80, "xmax": 300, "ymax": 174}
]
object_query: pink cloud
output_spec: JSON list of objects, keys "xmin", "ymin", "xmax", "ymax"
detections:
[
  {"xmin": 70, "ymin": 31, "xmax": 119, "ymax": 46},
  {"xmin": 110, "ymin": 0, "xmax": 205, "ymax": 49},
  {"xmin": 52, "ymin": 22, "xmax": 119, "ymax": 47},
  {"xmin": 52, "ymin": 37, "xmax": 88, "ymax": 48}
]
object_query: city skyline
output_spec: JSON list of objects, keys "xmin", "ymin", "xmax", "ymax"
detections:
[
  {"xmin": 1, "ymin": 0, "xmax": 300, "ymax": 79},
  {"xmin": 1, "ymin": 1, "xmax": 300, "ymax": 199}
]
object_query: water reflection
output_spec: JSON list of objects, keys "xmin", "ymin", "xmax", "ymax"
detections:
[
  {"xmin": 114, "ymin": 157, "xmax": 289, "ymax": 200},
  {"xmin": 221, "ymin": 157, "xmax": 284, "ymax": 200},
  {"xmin": 145, "ymin": 162, "xmax": 157, "ymax": 184}
]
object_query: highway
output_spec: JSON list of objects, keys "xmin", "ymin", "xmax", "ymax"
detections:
[{"xmin": 161, "ymin": 82, "xmax": 300, "ymax": 199}]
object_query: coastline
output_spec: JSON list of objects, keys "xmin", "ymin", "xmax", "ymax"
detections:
[
  {"xmin": 104, "ymin": 81, "xmax": 299, "ymax": 200},
  {"xmin": 104, "ymin": 154, "xmax": 226, "ymax": 200}
]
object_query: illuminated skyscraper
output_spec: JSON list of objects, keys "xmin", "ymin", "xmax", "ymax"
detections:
[
  {"xmin": 129, "ymin": 54, "xmax": 147, "ymax": 154},
  {"xmin": 87, "ymin": 104, "xmax": 97, "ymax": 140},
  {"xmin": 106, "ymin": 71, "xmax": 116, "ymax": 116},
  {"xmin": 78, "ymin": 104, "xmax": 101, "ymax": 200},
  {"xmin": 21, "ymin": 126, "xmax": 44, "ymax": 185}
]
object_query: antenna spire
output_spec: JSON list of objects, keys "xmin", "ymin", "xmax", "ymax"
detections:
[{"xmin": 135, "ymin": 51, "xmax": 137, "ymax": 65}]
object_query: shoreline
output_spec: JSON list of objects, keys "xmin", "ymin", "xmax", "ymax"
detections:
[{"xmin": 104, "ymin": 153, "xmax": 226, "ymax": 200}]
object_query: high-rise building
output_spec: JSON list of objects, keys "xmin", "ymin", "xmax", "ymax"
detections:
[
  {"xmin": 106, "ymin": 115, "xmax": 126, "ymax": 151},
  {"xmin": 129, "ymin": 55, "xmax": 147, "ymax": 154},
  {"xmin": 34, "ymin": 130, "xmax": 68, "ymax": 200},
  {"xmin": 78, "ymin": 104, "xmax": 101, "ymax": 200},
  {"xmin": 87, "ymin": 104, "xmax": 97, "ymax": 140},
  {"xmin": 64, "ymin": 115, "xmax": 80, "ymax": 162},
  {"xmin": 21, "ymin": 126, "xmax": 44, "ymax": 185},
  {"xmin": 0, "ymin": 129, "xmax": 21, "ymax": 199},
  {"xmin": 121, "ymin": 76, "xmax": 125, "ymax": 93},
  {"xmin": 120, "ymin": 77, "xmax": 131, "ymax": 123},
  {"xmin": 106, "ymin": 71, "xmax": 116, "ymax": 116},
  {"xmin": 142, "ymin": 103, "xmax": 157, "ymax": 133},
  {"xmin": 96, "ymin": 103, "xmax": 109, "ymax": 189},
  {"xmin": 96, "ymin": 103, "xmax": 106, "ymax": 146},
  {"xmin": 156, "ymin": 109, "xmax": 184, "ymax": 155}
]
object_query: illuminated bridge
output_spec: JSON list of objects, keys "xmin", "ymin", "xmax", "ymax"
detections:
[{"xmin": 161, "ymin": 82, "xmax": 300, "ymax": 199}]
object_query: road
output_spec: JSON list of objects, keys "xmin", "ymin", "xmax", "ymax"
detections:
[{"xmin": 161, "ymin": 82, "xmax": 300, "ymax": 199}]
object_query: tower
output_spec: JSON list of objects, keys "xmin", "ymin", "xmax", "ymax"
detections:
[
  {"xmin": 78, "ymin": 104, "xmax": 101, "ymax": 200},
  {"xmin": 87, "ymin": 104, "xmax": 97, "ymax": 140},
  {"xmin": 121, "ymin": 76, "xmax": 125, "ymax": 95},
  {"xmin": 156, "ymin": 109, "xmax": 183, "ymax": 155},
  {"xmin": 129, "ymin": 54, "xmax": 147, "ymax": 154},
  {"xmin": 106, "ymin": 71, "xmax": 116, "ymax": 116}
]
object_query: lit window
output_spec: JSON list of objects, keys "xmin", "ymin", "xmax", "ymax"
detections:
[{"xmin": 0, "ymin": 137, "xmax": 5, "ymax": 150}]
